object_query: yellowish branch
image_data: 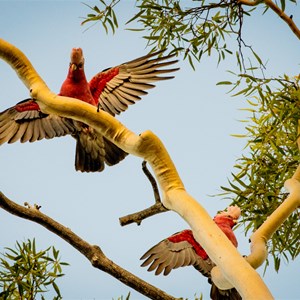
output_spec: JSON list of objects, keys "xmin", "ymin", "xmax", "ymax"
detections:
[
  {"xmin": 238, "ymin": 0, "xmax": 263, "ymax": 6},
  {"xmin": 264, "ymin": 0, "xmax": 300, "ymax": 39},
  {"xmin": 0, "ymin": 38, "xmax": 273, "ymax": 299},
  {"xmin": 239, "ymin": 0, "xmax": 300, "ymax": 39},
  {"xmin": 247, "ymin": 164, "xmax": 300, "ymax": 268}
]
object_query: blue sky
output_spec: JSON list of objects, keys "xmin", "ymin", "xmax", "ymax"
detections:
[{"xmin": 0, "ymin": 1, "xmax": 299, "ymax": 299}]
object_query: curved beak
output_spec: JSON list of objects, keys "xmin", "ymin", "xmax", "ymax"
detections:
[{"xmin": 70, "ymin": 63, "xmax": 77, "ymax": 71}]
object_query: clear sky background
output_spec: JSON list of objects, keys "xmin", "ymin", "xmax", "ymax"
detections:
[{"xmin": 0, "ymin": 1, "xmax": 299, "ymax": 299}]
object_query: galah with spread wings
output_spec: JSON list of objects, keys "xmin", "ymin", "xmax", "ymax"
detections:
[
  {"xmin": 140, "ymin": 206, "xmax": 242, "ymax": 300},
  {"xmin": 0, "ymin": 48, "xmax": 178, "ymax": 172}
]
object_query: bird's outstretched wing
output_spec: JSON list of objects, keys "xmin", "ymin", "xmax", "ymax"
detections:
[
  {"xmin": 141, "ymin": 231, "xmax": 242, "ymax": 300},
  {"xmin": 0, "ymin": 99, "xmax": 76, "ymax": 145},
  {"xmin": 89, "ymin": 50, "xmax": 179, "ymax": 115},
  {"xmin": 140, "ymin": 232, "xmax": 214, "ymax": 277}
]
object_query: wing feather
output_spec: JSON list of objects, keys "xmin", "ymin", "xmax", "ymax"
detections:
[
  {"xmin": 0, "ymin": 121, "xmax": 18, "ymax": 144},
  {"xmin": 21, "ymin": 121, "xmax": 35, "ymax": 143},
  {"xmin": 122, "ymin": 82, "xmax": 154, "ymax": 91},
  {"xmin": 36, "ymin": 119, "xmax": 46, "ymax": 140},
  {"xmin": 89, "ymin": 51, "xmax": 179, "ymax": 116},
  {"xmin": 0, "ymin": 118, "xmax": 13, "ymax": 134},
  {"xmin": 118, "ymin": 86, "xmax": 147, "ymax": 97},
  {"xmin": 0, "ymin": 100, "xmax": 76, "ymax": 145},
  {"xmin": 114, "ymin": 90, "xmax": 136, "ymax": 105},
  {"xmin": 8, "ymin": 122, "xmax": 27, "ymax": 144},
  {"xmin": 106, "ymin": 92, "xmax": 128, "ymax": 112},
  {"xmin": 42, "ymin": 117, "xmax": 57, "ymax": 139},
  {"xmin": 141, "ymin": 230, "xmax": 217, "ymax": 278},
  {"xmin": 99, "ymin": 93, "xmax": 121, "ymax": 115},
  {"xmin": 30, "ymin": 119, "xmax": 41, "ymax": 142},
  {"xmin": 140, "ymin": 237, "xmax": 210, "ymax": 277}
]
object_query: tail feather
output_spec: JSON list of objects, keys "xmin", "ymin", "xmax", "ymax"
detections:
[
  {"xmin": 210, "ymin": 283, "xmax": 242, "ymax": 300},
  {"xmin": 103, "ymin": 137, "xmax": 128, "ymax": 166},
  {"xmin": 74, "ymin": 130, "xmax": 128, "ymax": 172},
  {"xmin": 75, "ymin": 135, "xmax": 105, "ymax": 172}
]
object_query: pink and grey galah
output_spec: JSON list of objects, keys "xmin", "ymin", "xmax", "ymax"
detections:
[
  {"xmin": 0, "ymin": 48, "xmax": 178, "ymax": 172},
  {"xmin": 140, "ymin": 206, "xmax": 242, "ymax": 300}
]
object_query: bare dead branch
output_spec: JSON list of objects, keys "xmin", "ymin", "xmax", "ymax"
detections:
[
  {"xmin": 119, "ymin": 161, "xmax": 169, "ymax": 226},
  {"xmin": 0, "ymin": 191, "xmax": 177, "ymax": 300}
]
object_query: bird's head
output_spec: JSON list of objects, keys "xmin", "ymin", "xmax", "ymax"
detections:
[
  {"xmin": 69, "ymin": 48, "xmax": 85, "ymax": 71},
  {"xmin": 214, "ymin": 205, "xmax": 241, "ymax": 227}
]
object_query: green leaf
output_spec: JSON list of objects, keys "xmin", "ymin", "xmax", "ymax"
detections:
[
  {"xmin": 217, "ymin": 81, "xmax": 232, "ymax": 85},
  {"xmin": 126, "ymin": 9, "xmax": 145, "ymax": 24},
  {"xmin": 231, "ymin": 134, "xmax": 247, "ymax": 138},
  {"xmin": 187, "ymin": 54, "xmax": 195, "ymax": 70},
  {"xmin": 252, "ymin": 50, "xmax": 263, "ymax": 66},
  {"xmin": 280, "ymin": 0, "xmax": 286, "ymax": 11},
  {"xmin": 112, "ymin": 9, "xmax": 118, "ymax": 27},
  {"xmin": 52, "ymin": 282, "xmax": 61, "ymax": 297}
]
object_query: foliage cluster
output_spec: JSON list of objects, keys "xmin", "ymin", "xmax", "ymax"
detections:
[
  {"xmin": 219, "ymin": 73, "xmax": 300, "ymax": 269},
  {"xmin": 81, "ymin": 0, "xmax": 300, "ymax": 271},
  {"xmin": 0, "ymin": 239, "xmax": 68, "ymax": 300},
  {"xmin": 82, "ymin": 0, "xmax": 254, "ymax": 69}
]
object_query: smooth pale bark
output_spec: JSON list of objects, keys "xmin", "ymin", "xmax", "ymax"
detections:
[{"xmin": 0, "ymin": 38, "xmax": 276, "ymax": 299}]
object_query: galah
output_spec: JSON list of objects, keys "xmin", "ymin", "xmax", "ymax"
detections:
[
  {"xmin": 0, "ymin": 48, "xmax": 178, "ymax": 172},
  {"xmin": 140, "ymin": 206, "xmax": 242, "ymax": 300}
]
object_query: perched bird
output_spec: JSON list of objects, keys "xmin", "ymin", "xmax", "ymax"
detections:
[
  {"xmin": 0, "ymin": 48, "xmax": 178, "ymax": 172},
  {"xmin": 140, "ymin": 206, "xmax": 242, "ymax": 300}
]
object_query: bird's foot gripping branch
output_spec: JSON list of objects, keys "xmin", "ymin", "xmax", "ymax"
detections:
[{"xmin": 0, "ymin": 38, "xmax": 279, "ymax": 299}]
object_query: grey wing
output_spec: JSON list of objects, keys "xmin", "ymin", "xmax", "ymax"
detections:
[
  {"xmin": 0, "ymin": 101, "xmax": 76, "ymax": 145},
  {"xmin": 140, "ymin": 238, "xmax": 214, "ymax": 277},
  {"xmin": 90, "ymin": 50, "xmax": 179, "ymax": 116}
]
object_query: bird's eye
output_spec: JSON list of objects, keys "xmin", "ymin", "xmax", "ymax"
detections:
[{"xmin": 78, "ymin": 63, "xmax": 83, "ymax": 68}]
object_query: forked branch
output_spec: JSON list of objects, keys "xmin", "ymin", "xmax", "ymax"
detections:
[{"xmin": 119, "ymin": 161, "xmax": 169, "ymax": 226}]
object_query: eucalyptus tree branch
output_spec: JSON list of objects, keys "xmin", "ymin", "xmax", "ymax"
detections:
[
  {"xmin": 0, "ymin": 38, "xmax": 273, "ymax": 299},
  {"xmin": 0, "ymin": 192, "xmax": 177, "ymax": 300},
  {"xmin": 264, "ymin": 0, "xmax": 300, "ymax": 39},
  {"xmin": 119, "ymin": 161, "xmax": 169, "ymax": 226},
  {"xmin": 237, "ymin": 0, "xmax": 263, "ymax": 6},
  {"xmin": 238, "ymin": 0, "xmax": 300, "ymax": 39}
]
